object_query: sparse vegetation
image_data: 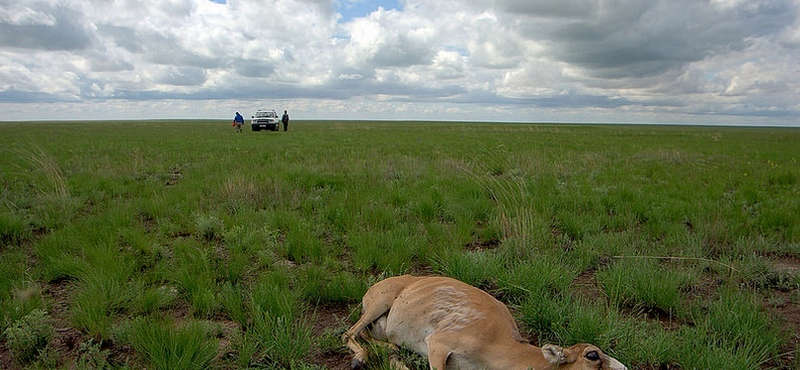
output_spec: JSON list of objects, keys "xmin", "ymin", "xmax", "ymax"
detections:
[
  {"xmin": 3, "ymin": 309, "xmax": 54, "ymax": 365},
  {"xmin": 0, "ymin": 120, "xmax": 797, "ymax": 369}
]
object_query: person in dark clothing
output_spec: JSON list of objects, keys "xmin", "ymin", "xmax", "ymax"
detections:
[
  {"xmin": 281, "ymin": 110, "xmax": 290, "ymax": 131},
  {"xmin": 233, "ymin": 112, "xmax": 245, "ymax": 133}
]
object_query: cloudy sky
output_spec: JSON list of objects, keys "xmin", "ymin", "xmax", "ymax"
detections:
[{"xmin": 1, "ymin": 0, "xmax": 799, "ymax": 125}]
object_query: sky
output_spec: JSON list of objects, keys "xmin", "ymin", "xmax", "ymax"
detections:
[{"xmin": 1, "ymin": 0, "xmax": 799, "ymax": 126}]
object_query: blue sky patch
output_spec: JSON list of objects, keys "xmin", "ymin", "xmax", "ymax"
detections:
[
  {"xmin": 337, "ymin": 0, "xmax": 400, "ymax": 22},
  {"xmin": 207, "ymin": 0, "xmax": 398, "ymax": 22}
]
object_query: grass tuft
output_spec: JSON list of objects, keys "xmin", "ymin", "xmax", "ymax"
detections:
[
  {"xmin": 119, "ymin": 317, "xmax": 219, "ymax": 370},
  {"xmin": 597, "ymin": 259, "xmax": 695, "ymax": 316}
]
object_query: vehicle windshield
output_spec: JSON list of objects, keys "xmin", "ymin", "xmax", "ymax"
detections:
[{"xmin": 255, "ymin": 111, "xmax": 276, "ymax": 118}]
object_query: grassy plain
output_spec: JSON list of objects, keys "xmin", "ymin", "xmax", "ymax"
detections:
[{"xmin": 0, "ymin": 120, "xmax": 798, "ymax": 369}]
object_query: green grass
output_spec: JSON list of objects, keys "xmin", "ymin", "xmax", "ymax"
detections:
[
  {"xmin": 675, "ymin": 289, "xmax": 787, "ymax": 369},
  {"xmin": 597, "ymin": 258, "xmax": 698, "ymax": 316},
  {"xmin": 118, "ymin": 317, "xmax": 219, "ymax": 370},
  {"xmin": 0, "ymin": 120, "xmax": 798, "ymax": 369}
]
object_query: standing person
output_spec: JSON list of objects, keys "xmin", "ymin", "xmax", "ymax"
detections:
[
  {"xmin": 233, "ymin": 112, "xmax": 244, "ymax": 133},
  {"xmin": 281, "ymin": 110, "xmax": 290, "ymax": 132}
]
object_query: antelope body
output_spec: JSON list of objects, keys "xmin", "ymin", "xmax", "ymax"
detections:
[{"xmin": 343, "ymin": 275, "xmax": 627, "ymax": 370}]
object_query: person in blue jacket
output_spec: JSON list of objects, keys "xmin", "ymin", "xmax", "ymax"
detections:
[{"xmin": 233, "ymin": 112, "xmax": 244, "ymax": 133}]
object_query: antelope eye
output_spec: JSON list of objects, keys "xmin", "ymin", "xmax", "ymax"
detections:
[{"xmin": 585, "ymin": 350, "xmax": 600, "ymax": 361}]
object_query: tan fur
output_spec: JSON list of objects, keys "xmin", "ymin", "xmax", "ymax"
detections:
[{"xmin": 343, "ymin": 275, "xmax": 628, "ymax": 370}]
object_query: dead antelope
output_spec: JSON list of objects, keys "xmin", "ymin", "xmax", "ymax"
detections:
[{"xmin": 343, "ymin": 275, "xmax": 627, "ymax": 370}]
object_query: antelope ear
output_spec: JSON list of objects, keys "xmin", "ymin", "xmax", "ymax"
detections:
[{"xmin": 542, "ymin": 344, "xmax": 566, "ymax": 365}]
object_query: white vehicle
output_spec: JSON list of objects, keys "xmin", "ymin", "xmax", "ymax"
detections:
[{"xmin": 251, "ymin": 109, "xmax": 279, "ymax": 131}]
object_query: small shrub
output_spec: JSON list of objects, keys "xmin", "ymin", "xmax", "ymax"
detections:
[
  {"xmin": 0, "ymin": 276, "xmax": 45, "ymax": 327},
  {"xmin": 77, "ymin": 339, "xmax": 111, "ymax": 370},
  {"xmin": 195, "ymin": 214, "xmax": 224, "ymax": 242},
  {"xmin": 3, "ymin": 309, "xmax": 54, "ymax": 364}
]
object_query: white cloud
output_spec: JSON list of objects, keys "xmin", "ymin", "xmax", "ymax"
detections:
[
  {"xmin": 342, "ymin": 7, "xmax": 435, "ymax": 68},
  {"xmin": 0, "ymin": 0, "xmax": 798, "ymax": 125},
  {"xmin": 0, "ymin": 4, "xmax": 57, "ymax": 26},
  {"xmin": 430, "ymin": 50, "xmax": 468, "ymax": 80}
]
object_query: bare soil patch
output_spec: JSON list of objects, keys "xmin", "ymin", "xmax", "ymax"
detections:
[
  {"xmin": 772, "ymin": 255, "xmax": 800, "ymax": 274},
  {"xmin": 571, "ymin": 267, "xmax": 605, "ymax": 302},
  {"xmin": 309, "ymin": 303, "xmax": 353, "ymax": 370},
  {"xmin": 0, "ymin": 341, "xmax": 13, "ymax": 370},
  {"xmin": 464, "ymin": 237, "xmax": 501, "ymax": 252}
]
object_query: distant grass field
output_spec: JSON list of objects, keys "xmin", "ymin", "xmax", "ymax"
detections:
[{"xmin": 0, "ymin": 120, "xmax": 798, "ymax": 369}]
